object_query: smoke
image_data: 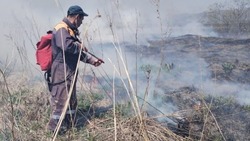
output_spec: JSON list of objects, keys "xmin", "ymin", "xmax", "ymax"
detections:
[
  {"xmin": 2, "ymin": 0, "xmax": 249, "ymax": 114},
  {"xmin": 0, "ymin": 0, "xmax": 225, "ymax": 61},
  {"xmin": 203, "ymin": 81, "xmax": 250, "ymax": 105},
  {"xmin": 171, "ymin": 21, "xmax": 218, "ymax": 37},
  {"xmin": 98, "ymin": 43, "xmax": 250, "ymax": 120},
  {"xmin": 82, "ymin": 0, "xmax": 223, "ymax": 44}
]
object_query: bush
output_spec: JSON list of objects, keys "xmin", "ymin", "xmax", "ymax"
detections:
[{"xmin": 202, "ymin": 0, "xmax": 250, "ymax": 38}]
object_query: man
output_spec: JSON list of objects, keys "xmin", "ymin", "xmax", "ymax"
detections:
[{"xmin": 47, "ymin": 5, "xmax": 103, "ymax": 133}]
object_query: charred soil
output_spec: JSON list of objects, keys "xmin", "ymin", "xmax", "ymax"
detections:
[{"xmin": 123, "ymin": 34, "xmax": 250, "ymax": 140}]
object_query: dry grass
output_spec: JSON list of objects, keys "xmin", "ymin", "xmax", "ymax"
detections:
[
  {"xmin": 85, "ymin": 113, "xmax": 191, "ymax": 141},
  {"xmin": 0, "ymin": 70, "xmax": 191, "ymax": 141},
  {"xmin": 0, "ymin": 71, "xmax": 173, "ymax": 141},
  {"xmin": 1, "ymin": 1, "xmax": 250, "ymax": 141},
  {"xmin": 0, "ymin": 72, "xmax": 50, "ymax": 141},
  {"xmin": 1, "ymin": 70, "xmax": 250, "ymax": 141}
]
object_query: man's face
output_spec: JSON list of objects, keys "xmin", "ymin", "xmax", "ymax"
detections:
[{"xmin": 75, "ymin": 15, "xmax": 84, "ymax": 28}]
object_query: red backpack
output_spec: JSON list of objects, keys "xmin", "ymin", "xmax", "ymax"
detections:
[
  {"xmin": 36, "ymin": 31, "xmax": 53, "ymax": 71},
  {"xmin": 36, "ymin": 22, "xmax": 74, "ymax": 71},
  {"xmin": 36, "ymin": 22, "xmax": 75, "ymax": 91}
]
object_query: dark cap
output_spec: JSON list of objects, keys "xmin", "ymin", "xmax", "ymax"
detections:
[{"xmin": 67, "ymin": 5, "xmax": 88, "ymax": 16}]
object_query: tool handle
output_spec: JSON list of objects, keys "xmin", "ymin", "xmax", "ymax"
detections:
[{"xmin": 87, "ymin": 51, "xmax": 105, "ymax": 64}]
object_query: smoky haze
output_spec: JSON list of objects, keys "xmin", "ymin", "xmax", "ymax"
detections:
[
  {"xmin": 0, "ymin": 0, "xmax": 224, "ymax": 60},
  {"xmin": 2, "ymin": 0, "xmax": 248, "ymax": 115}
]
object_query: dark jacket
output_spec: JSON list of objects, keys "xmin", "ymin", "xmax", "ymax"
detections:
[
  {"xmin": 50, "ymin": 18, "xmax": 96, "ymax": 86},
  {"xmin": 51, "ymin": 18, "xmax": 94, "ymax": 71}
]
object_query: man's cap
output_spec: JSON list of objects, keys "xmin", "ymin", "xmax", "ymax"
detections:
[{"xmin": 67, "ymin": 5, "xmax": 88, "ymax": 16}]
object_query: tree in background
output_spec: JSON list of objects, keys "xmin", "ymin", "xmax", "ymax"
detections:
[{"xmin": 202, "ymin": 0, "xmax": 250, "ymax": 38}]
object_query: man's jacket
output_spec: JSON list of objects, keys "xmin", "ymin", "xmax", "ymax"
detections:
[{"xmin": 51, "ymin": 17, "xmax": 95, "ymax": 71}]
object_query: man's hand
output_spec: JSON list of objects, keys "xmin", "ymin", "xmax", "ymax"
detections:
[
  {"xmin": 93, "ymin": 59, "xmax": 103, "ymax": 67},
  {"xmin": 87, "ymin": 52, "xmax": 105, "ymax": 66}
]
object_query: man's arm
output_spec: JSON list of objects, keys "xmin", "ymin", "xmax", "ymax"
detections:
[
  {"xmin": 54, "ymin": 28, "xmax": 81, "ymax": 54},
  {"xmin": 80, "ymin": 51, "xmax": 104, "ymax": 67}
]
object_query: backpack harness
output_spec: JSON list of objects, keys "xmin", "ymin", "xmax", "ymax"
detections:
[{"xmin": 36, "ymin": 22, "xmax": 75, "ymax": 91}]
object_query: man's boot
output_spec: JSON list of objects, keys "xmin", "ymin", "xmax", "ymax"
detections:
[
  {"xmin": 65, "ymin": 114, "xmax": 76, "ymax": 129},
  {"xmin": 47, "ymin": 118, "xmax": 68, "ymax": 135}
]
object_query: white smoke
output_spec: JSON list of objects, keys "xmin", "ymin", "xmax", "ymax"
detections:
[
  {"xmin": 171, "ymin": 21, "xmax": 218, "ymax": 37},
  {"xmin": 1, "ymin": 0, "xmax": 248, "ymax": 107}
]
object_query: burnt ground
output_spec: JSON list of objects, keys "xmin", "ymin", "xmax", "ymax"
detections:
[
  {"xmin": 147, "ymin": 34, "xmax": 250, "ymax": 84},
  {"xmin": 123, "ymin": 34, "xmax": 250, "ymax": 140}
]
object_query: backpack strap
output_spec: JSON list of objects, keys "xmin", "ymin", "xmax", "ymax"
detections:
[
  {"xmin": 45, "ymin": 22, "xmax": 76, "ymax": 92},
  {"xmin": 44, "ymin": 70, "xmax": 72, "ymax": 92},
  {"xmin": 54, "ymin": 22, "xmax": 75, "ymax": 37}
]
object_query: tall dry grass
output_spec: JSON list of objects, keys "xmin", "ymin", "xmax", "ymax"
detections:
[{"xmin": 0, "ymin": 1, "xmax": 235, "ymax": 141}]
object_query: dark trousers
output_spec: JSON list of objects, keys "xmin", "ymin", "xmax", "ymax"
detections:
[{"xmin": 47, "ymin": 61, "xmax": 78, "ymax": 131}]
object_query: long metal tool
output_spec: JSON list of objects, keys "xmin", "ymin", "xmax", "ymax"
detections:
[{"xmin": 87, "ymin": 51, "xmax": 105, "ymax": 64}]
